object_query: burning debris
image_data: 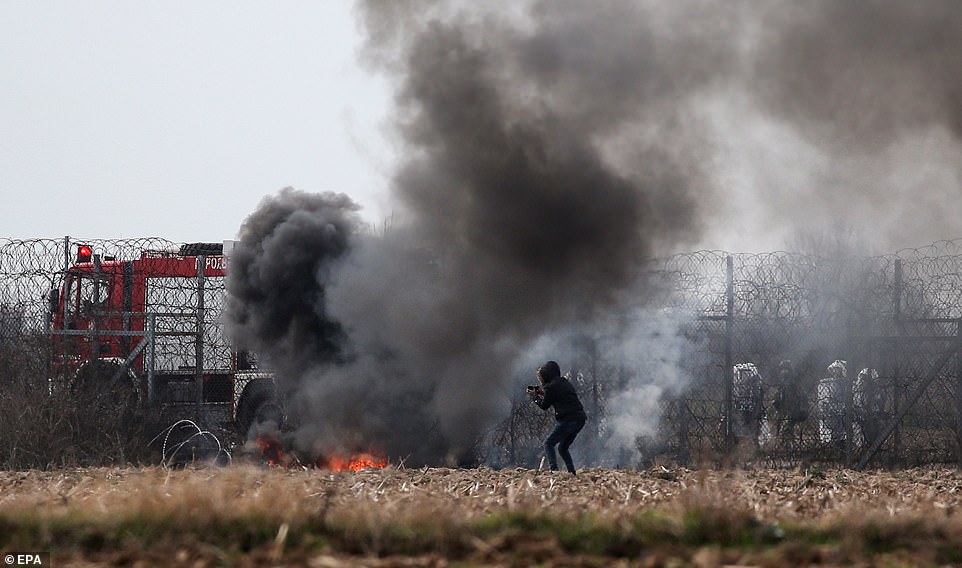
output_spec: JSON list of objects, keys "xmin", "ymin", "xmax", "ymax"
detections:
[
  {"xmin": 253, "ymin": 431, "xmax": 387, "ymax": 471},
  {"xmin": 255, "ymin": 433, "xmax": 285, "ymax": 468},
  {"xmin": 318, "ymin": 451, "xmax": 389, "ymax": 472}
]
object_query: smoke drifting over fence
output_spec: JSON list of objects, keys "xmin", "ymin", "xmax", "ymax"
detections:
[
  {"xmin": 363, "ymin": 0, "xmax": 962, "ymax": 252},
  {"xmin": 225, "ymin": 1, "xmax": 962, "ymax": 465}
]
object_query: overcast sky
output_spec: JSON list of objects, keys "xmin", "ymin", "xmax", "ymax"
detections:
[
  {"xmin": 1, "ymin": 1, "xmax": 395, "ymax": 242},
  {"xmin": 4, "ymin": 2, "xmax": 961, "ymax": 254}
]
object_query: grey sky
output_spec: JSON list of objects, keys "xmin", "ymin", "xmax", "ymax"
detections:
[
  {"xmin": 3, "ymin": 1, "xmax": 961, "ymax": 254},
  {"xmin": 1, "ymin": 1, "xmax": 395, "ymax": 241}
]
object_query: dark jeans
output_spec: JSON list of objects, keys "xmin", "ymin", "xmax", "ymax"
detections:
[{"xmin": 544, "ymin": 417, "xmax": 586, "ymax": 474}]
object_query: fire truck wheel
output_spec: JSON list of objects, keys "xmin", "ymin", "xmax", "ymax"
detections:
[
  {"xmin": 71, "ymin": 359, "xmax": 141, "ymax": 423},
  {"xmin": 71, "ymin": 359, "xmax": 140, "ymax": 404},
  {"xmin": 236, "ymin": 379, "xmax": 283, "ymax": 439}
]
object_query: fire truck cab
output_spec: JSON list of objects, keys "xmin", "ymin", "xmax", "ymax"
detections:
[{"xmin": 49, "ymin": 242, "xmax": 278, "ymax": 440}]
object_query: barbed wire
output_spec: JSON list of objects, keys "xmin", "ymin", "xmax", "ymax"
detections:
[
  {"xmin": 647, "ymin": 240, "xmax": 962, "ymax": 324},
  {"xmin": 5, "ymin": 236, "xmax": 962, "ymax": 315},
  {"xmin": 0, "ymin": 237, "xmax": 180, "ymax": 336}
]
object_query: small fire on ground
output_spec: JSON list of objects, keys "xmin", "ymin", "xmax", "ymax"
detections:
[
  {"xmin": 255, "ymin": 434, "xmax": 387, "ymax": 471},
  {"xmin": 317, "ymin": 452, "xmax": 388, "ymax": 471},
  {"xmin": 256, "ymin": 434, "xmax": 285, "ymax": 467}
]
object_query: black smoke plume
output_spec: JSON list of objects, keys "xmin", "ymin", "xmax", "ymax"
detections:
[
  {"xmin": 227, "ymin": 0, "xmax": 962, "ymax": 465},
  {"xmin": 225, "ymin": 189, "xmax": 359, "ymax": 380}
]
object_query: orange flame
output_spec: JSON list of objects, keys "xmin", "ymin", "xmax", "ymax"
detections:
[
  {"xmin": 255, "ymin": 433, "xmax": 285, "ymax": 467},
  {"xmin": 320, "ymin": 451, "xmax": 388, "ymax": 471}
]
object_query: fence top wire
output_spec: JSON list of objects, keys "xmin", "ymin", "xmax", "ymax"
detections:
[
  {"xmin": 0, "ymin": 237, "xmax": 181, "ymax": 334},
  {"xmin": 0, "ymin": 237, "xmax": 178, "ymax": 276},
  {"xmin": 650, "ymin": 239, "xmax": 962, "ymax": 322},
  {"xmin": 4, "ymin": 236, "xmax": 962, "ymax": 329}
]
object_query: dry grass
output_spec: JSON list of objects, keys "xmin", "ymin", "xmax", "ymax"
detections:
[{"xmin": 1, "ymin": 464, "xmax": 961, "ymax": 566}]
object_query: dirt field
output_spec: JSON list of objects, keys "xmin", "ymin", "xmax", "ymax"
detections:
[{"xmin": 2, "ymin": 464, "xmax": 961, "ymax": 566}]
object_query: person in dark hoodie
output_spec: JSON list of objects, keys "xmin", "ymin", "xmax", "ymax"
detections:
[{"xmin": 526, "ymin": 360, "xmax": 587, "ymax": 474}]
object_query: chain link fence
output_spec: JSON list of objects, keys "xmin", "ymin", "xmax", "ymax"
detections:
[
  {"xmin": 4, "ymin": 237, "xmax": 962, "ymax": 469},
  {"xmin": 491, "ymin": 241, "xmax": 962, "ymax": 470},
  {"xmin": 0, "ymin": 237, "xmax": 229, "ymax": 468}
]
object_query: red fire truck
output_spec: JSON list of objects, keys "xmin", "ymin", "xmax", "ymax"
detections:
[{"xmin": 48, "ymin": 241, "xmax": 279, "ymax": 441}]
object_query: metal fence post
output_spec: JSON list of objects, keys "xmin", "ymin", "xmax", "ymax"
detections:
[
  {"xmin": 62, "ymin": 236, "xmax": 70, "ymax": 277},
  {"xmin": 844, "ymin": 323, "xmax": 856, "ymax": 467},
  {"xmin": 196, "ymin": 256, "xmax": 206, "ymax": 408},
  {"xmin": 90, "ymin": 253, "xmax": 102, "ymax": 362},
  {"xmin": 725, "ymin": 255, "xmax": 734, "ymax": 451},
  {"xmin": 147, "ymin": 313, "xmax": 156, "ymax": 405},
  {"xmin": 957, "ymin": 319, "xmax": 962, "ymax": 465},
  {"xmin": 62, "ymin": 236, "xmax": 70, "ymax": 326}
]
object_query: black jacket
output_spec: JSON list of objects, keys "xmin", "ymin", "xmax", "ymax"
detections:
[{"xmin": 535, "ymin": 377, "xmax": 587, "ymax": 422}]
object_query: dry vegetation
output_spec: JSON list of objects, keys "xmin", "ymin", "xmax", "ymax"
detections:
[{"xmin": 2, "ymin": 464, "xmax": 962, "ymax": 567}]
